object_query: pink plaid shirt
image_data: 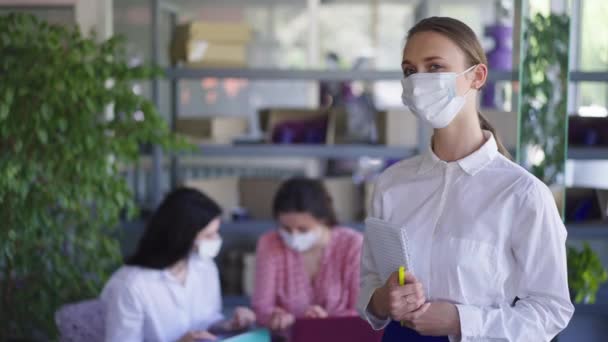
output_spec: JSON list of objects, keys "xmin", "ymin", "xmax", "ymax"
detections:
[{"xmin": 252, "ymin": 227, "xmax": 363, "ymax": 326}]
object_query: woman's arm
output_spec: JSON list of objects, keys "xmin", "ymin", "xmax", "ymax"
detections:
[
  {"xmin": 453, "ymin": 184, "xmax": 574, "ymax": 341},
  {"xmin": 103, "ymin": 284, "xmax": 144, "ymax": 342},
  {"xmin": 252, "ymin": 234, "xmax": 279, "ymax": 326},
  {"xmin": 334, "ymin": 233, "xmax": 363, "ymax": 317}
]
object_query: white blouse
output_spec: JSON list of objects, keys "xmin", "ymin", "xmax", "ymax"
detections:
[
  {"xmin": 358, "ymin": 132, "xmax": 574, "ymax": 341},
  {"xmin": 101, "ymin": 254, "xmax": 224, "ymax": 342}
]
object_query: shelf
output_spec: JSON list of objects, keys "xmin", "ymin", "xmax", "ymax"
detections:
[
  {"xmin": 221, "ymin": 220, "xmax": 364, "ymax": 235},
  {"xmin": 194, "ymin": 144, "xmax": 417, "ymax": 159},
  {"xmin": 570, "ymin": 71, "xmax": 608, "ymax": 82},
  {"xmin": 568, "ymin": 147, "xmax": 608, "ymax": 160},
  {"xmin": 220, "ymin": 220, "xmax": 608, "ymax": 240},
  {"xmin": 166, "ymin": 68, "xmax": 608, "ymax": 83},
  {"xmin": 166, "ymin": 68, "xmax": 517, "ymax": 82},
  {"xmin": 566, "ymin": 222, "xmax": 608, "ymax": 239}
]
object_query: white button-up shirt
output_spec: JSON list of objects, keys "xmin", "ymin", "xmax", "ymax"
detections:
[
  {"xmin": 101, "ymin": 254, "xmax": 224, "ymax": 342},
  {"xmin": 358, "ymin": 132, "xmax": 574, "ymax": 341}
]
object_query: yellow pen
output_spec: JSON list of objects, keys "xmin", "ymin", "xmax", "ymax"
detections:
[{"xmin": 399, "ymin": 266, "xmax": 406, "ymax": 327}]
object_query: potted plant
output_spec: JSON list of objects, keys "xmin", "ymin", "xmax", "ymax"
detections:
[
  {"xmin": 567, "ymin": 242, "xmax": 608, "ymax": 304},
  {"xmin": 0, "ymin": 13, "xmax": 183, "ymax": 340}
]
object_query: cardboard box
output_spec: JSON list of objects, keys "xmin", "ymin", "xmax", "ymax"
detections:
[
  {"xmin": 239, "ymin": 177, "xmax": 361, "ymax": 222},
  {"xmin": 363, "ymin": 180, "xmax": 376, "ymax": 218},
  {"xmin": 170, "ymin": 21, "xmax": 251, "ymax": 66},
  {"xmin": 376, "ymin": 109, "xmax": 418, "ymax": 147},
  {"xmin": 482, "ymin": 110, "xmax": 518, "ymax": 152},
  {"xmin": 258, "ymin": 108, "xmax": 331, "ymax": 144},
  {"xmin": 175, "ymin": 117, "xmax": 248, "ymax": 144},
  {"xmin": 238, "ymin": 178, "xmax": 282, "ymax": 220},
  {"xmin": 324, "ymin": 178, "xmax": 361, "ymax": 223},
  {"xmin": 374, "ymin": 110, "xmax": 517, "ymax": 149},
  {"xmin": 185, "ymin": 43, "xmax": 247, "ymax": 67},
  {"xmin": 176, "ymin": 21, "xmax": 251, "ymax": 44},
  {"xmin": 182, "ymin": 177, "xmax": 240, "ymax": 220}
]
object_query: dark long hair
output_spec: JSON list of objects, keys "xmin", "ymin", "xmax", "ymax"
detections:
[
  {"xmin": 272, "ymin": 178, "xmax": 338, "ymax": 227},
  {"xmin": 407, "ymin": 17, "xmax": 511, "ymax": 159},
  {"xmin": 126, "ymin": 187, "xmax": 222, "ymax": 269}
]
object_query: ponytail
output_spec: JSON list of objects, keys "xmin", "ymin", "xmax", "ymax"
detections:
[{"xmin": 478, "ymin": 111, "xmax": 512, "ymax": 159}]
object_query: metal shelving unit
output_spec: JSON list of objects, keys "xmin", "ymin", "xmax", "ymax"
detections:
[
  {"xmin": 143, "ymin": 0, "xmax": 608, "ymax": 321},
  {"xmin": 569, "ymin": 71, "xmax": 608, "ymax": 82},
  {"xmin": 568, "ymin": 147, "xmax": 608, "ymax": 160},
  {"xmin": 567, "ymin": 222, "xmax": 608, "ymax": 239},
  {"xmin": 219, "ymin": 220, "xmax": 608, "ymax": 239},
  {"xmin": 166, "ymin": 68, "xmax": 517, "ymax": 82},
  {"xmin": 195, "ymin": 144, "xmax": 416, "ymax": 159}
]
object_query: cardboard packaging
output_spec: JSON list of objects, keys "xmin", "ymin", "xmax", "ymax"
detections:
[
  {"xmin": 375, "ymin": 109, "xmax": 418, "ymax": 147},
  {"xmin": 170, "ymin": 21, "xmax": 251, "ymax": 67},
  {"xmin": 363, "ymin": 180, "xmax": 376, "ymax": 218},
  {"xmin": 239, "ymin": 177, "xmax": 361, "ymax": 222},
  {"xmin": 482, "ymin": 110, "xmax": 518, "ymax": 152},
  {"xmin": 238, "ymin": 178, "xmax": 282, "ymax": 220},
  {"xmin": 258, "ymin": 108, "xmax": 332, "ymax": 144},
  {"xmin": 182, "ymin": 177, "xmax": 239, "ymax": 220},
  {"xmin": 175, "ymin": 117, "xmax": 248, "ymax": 144}
]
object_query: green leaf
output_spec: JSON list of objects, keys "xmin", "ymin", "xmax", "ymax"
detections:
[
  {"xmin": 0, "ymin": 13, "xmax": 186, "ymax": 339},
  {"xmin": 37, "ymin": 129, "xmax": 48, "ymax": 144},
  {"xmin": 0, "ymin": 103, "xmax": 8, "ymax": 121}
]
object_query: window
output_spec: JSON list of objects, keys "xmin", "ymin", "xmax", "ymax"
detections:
[{"xmin": 574, "ymin": 0, "xmax": 608, "ymax": 116}]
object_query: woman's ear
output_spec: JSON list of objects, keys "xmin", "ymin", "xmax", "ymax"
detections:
[{"xmin": 472, "ymin": 64, "xmax": 488, "ymax": 89}]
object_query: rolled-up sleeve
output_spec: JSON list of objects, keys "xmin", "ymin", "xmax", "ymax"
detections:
[
  {"xmin": 103, "ymin": 283, "xmax": 144, "ymax": 342},
  {"xmin": 357, "ymin": 181, "xmax": 391, "ymax": 330},
  {"xmin": 252, "ymin": 234, "xmax": 279, "ymax": 327},
  {"xmin": 456, "ymin": 183, "xmax": 574, "ymax": 341}
]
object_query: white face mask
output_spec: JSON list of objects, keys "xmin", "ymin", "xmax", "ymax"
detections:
[
  {"xmin": 196, "ymin": 238, "xmax": 222, "ymax": 259},
  {"xmin": 278, "ymin": 229, "xmax": 320, "ymax": 252},
  {"xmin": 401, "ymin": 64, "xmax": 477, "ymax": 128}
]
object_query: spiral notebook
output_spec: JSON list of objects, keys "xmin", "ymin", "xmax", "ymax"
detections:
[{"xmin": 364, "ymin": 217, "xmax": 412, "ymax": 282}]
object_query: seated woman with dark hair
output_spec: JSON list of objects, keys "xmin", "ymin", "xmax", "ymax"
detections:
[
  {"xmin": 252, "ymin": 178, "xmax": 363, "ymax": 332},
  {"xmin": 101, "ymin": 188, "xmax": 255, "ymax": 342}
]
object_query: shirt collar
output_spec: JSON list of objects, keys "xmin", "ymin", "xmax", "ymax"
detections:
[{"xmin": 417, "ymin": 130, "xmax": 498, "ymax": 176}]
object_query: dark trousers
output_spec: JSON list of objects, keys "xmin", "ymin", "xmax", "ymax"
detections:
[{"xmin": 382, "ymin": 321, "xmax": 449, "ymax": 342}]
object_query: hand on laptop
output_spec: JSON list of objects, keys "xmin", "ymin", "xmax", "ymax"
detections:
[
  {"xmin": 269, "ymin": 307, "xmax": 295, "ymax": 331},
  {"xmin": 178, "ymin": 330, "xmax": 217, "ymax": 342},
  {"xmin": 304, "ymin": 305, "xmax": 328, "ymax": 319},
  {"xmin": 227, "ymin": 306, "xmax": 256, "ymax": 331}
]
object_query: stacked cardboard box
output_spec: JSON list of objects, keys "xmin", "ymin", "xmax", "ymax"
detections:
[
  {"xmin": 175, "ymin": 116, "xmax": 248, "ymax": 144},
  {"xmin": 258, "ymin": 108, "xmax": 331, "ymax": 144},
  {"xmin": 183, "ymin": 177, "xmax": 363, "ymax": 223},
  {"xmin": 183, "ymin": 177, "xmax": 240, "ymax": 220},
  {"xmin": 239, "ymin": 177, "xmax": 362, "ymax": 222},
  {"xmin": 170, "ymin": 21, "xmax": 252, "ymax": 67}
]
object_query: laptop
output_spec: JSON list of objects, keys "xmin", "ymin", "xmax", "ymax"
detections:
[{"xmin": 290, "ymin": 316, "xmax": 384, "ymax": 342}]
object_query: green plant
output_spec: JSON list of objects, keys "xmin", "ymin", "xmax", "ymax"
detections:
[
  {"xmin": 518, "ymin": 13, "xmax": 569, "ymax": 185},
  {"xmin": 0, "ymin": 13, "xmax": 183, "ymax": 339},
  {"xmin": 567, "ymin": 243, "xmax": 608, "ymax": 304}
]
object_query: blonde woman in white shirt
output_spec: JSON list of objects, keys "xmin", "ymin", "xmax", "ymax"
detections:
[
  {"xmin": 102, "ymin": 188, "xmax": 255, "ymax": 342},
  {"xmin": 358, "ymin": 17, "xmax": 574, "ymax": 342}
]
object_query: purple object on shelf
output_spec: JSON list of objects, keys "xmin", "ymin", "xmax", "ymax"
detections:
[
  {"xmin": 271, "ymin": 116, "xmax": 328, "ymax": 144},
  {"xmin": 483, "ymin": 24, "xmax": 513, "ymax": 108},
  {"xmin": 569, "ymin": 116, "xmax": 608, "ymax": 146}
]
